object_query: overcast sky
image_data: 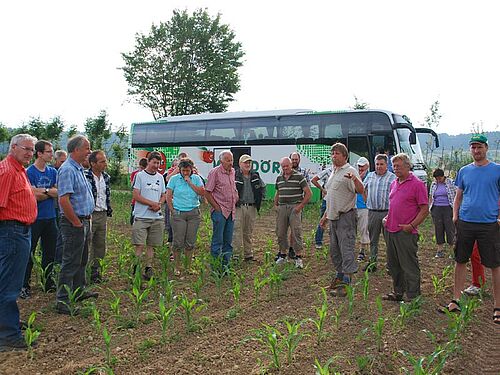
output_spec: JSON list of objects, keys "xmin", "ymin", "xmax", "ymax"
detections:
[{"xmin": 1, "ymin": 0, "xmax": 499, "ymax": 135}]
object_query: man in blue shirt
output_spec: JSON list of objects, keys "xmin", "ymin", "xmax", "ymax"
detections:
[
  {"xmin": 21, "ymin": 140, "xmax": 58, "ymax": 299},
  {"xmin": 56, "ymin": 135, "xmax": 97, "ymax": 315},
  {"xmin": 441, "ymin": 134, "xmax": 500, "ymax": 325}
]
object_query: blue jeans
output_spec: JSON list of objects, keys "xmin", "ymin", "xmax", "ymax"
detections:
[
  {"xmin": 314, "ymin": 199, "xmax": 327, "ymax": 245},
  {"xmin": 0, "ymin": 222, "xmax": 31, "ymax": 344},
  {"xmin": 210, "ymin": 211, "xmax": 234, "ymax": 266},
  {"xmin": 23, "ymin": 218, "xmax": 58, "ymax": 290},
  {"xmin": 56, "ymin": 217, "xmax": 91, "ymax": 304}
]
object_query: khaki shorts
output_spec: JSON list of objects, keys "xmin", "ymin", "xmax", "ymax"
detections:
[{"xmin": 132, "ymin": 218, "xmax": 165, "ymax": 246}]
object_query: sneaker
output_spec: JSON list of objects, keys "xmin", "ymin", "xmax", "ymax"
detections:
[
  {"xmin": 434, "ymin": 251, "xmax": 445, "ymax": 258},
  {"xmin": 19, "ymin": 287, "xmax": 31, "ymax": 300},
  {"xmin": 330, "ymin": 284, "xmax": 348, "ymax": 297},
  {"xmin": 328, "ymin": 277, "xmax": 343, "ymax": 290},
  {"xmin": 464, "ymin": 285, "xmax": 481, "ymax": 296},
  {"xmin": 357, "ymin": 252, "xmax": 365, "ymax": 262},
  {"xmin": 56, "ymin": 302, "xmax": 79, "ymax": 316},
  {"xmin": 275, "ymin": 254, "xmax": 287, "ymax": 265},
  {"xmin": 294, "ymin": 256, "xmax": 304, "ymax": 269},
  {"xmin": 315, "ymin": 244, "xmax": 323, "ymax": 250},
  {"xmin": 0, "ymin": 337, "xmax": 30, "ymax": 352},
  {"xmin": 288, "ymin": 247, "xmax": 296, "ymax": 260},
  {"xmin": 143, "ymin": 266, "xmax": 154, "ymax": 281}
]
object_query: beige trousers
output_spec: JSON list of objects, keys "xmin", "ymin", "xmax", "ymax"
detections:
[{"xmin": 234, "ymin": 205, "xmax": 257, "ymax": 258}]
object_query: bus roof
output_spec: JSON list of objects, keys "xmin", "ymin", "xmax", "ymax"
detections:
[{"xmin": 132, "ymin": 108, "xmax": 400, "ymax": 126}]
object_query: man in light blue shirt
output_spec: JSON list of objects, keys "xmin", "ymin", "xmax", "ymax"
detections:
[{"xmin": 56, "ymin": 135, "xmax": 96, "ymax": 315}]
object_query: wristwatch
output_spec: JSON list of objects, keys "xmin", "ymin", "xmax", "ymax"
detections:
[{"xmin": 44, "ymin": 188, "xmax": 49, "ymax": 195}]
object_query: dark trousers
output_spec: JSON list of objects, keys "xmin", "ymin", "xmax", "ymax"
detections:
[
  {"xmin": 56, "ymin": 217, "xmax": 91, "ymax": 303},
  {"xmin": 314, "ymin": 199, "xmax": 327, "ymax": 245},
  {"xmin": 23, "ymin": 218, "xmax": 58, "ymax": 290},
  {"xmin": 368, "ymin": 210, "xmax": 388, "ymax": 262},
  {"xmin": 0, "ymin": 222, "xmax": 30, "ymax": 344},
  {"xmin": 54, "ymin": 208, "xmax": 63, "ymax": 264},
  {"xmin": 430, "ymin": 205, "xmax": 454, "ymax": 245},
  {"xmin": 386, "ymin": 230, "xmax": 421, "ymax": 298}
]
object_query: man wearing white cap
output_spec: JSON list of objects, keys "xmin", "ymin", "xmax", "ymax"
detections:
[
  {"xmin": 234, "ymin": 154, "xmax": 265, "ymax": 261},
  {"xmin": 355, "ymin": 157, "xmax": 370, "ymax": 262}
]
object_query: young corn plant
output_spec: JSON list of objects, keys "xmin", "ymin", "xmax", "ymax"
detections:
[
  {"xmin": 32, "ymin": 254, "xmax": 53, "ymax": 293},
  {"xmin": 361, "ymin": 268, "xmax": 370, "ymax": 303},
  {"xmin": 250, "ymin": 324, "xmax": 283, "ymax": 369},
  {"xmin": 331, "ymin": 305, "xmax": 343, "ymax": 330},
  {"xmin": 356, "ymin": 355, "xmax": 374, "ymax": 374},
  {"xmin": 346, "ymin": 284, "xmax": 355, "ymax": 316},
  {"xmin": 372, "ymin": 316, "xmax": 385, "ymax": 352},
  {"xmin": 431, "ymin": 265, "xmax": 454, "ymax": 295},
  {"xmin": 62, "ymin": 285, "xmax": 81, "ymax": 316},
  {"xmin": 98, "ymin": 257, "xmax": 111, "ymax": 281},
  {"xmin": 157, "ymin": 295, "xmax": 176, "ymax": 344},
  {"xmin": 313, "ymin": 356, "xmax": 341, "ymax": 375},
  {"xmin": 24, "ymin": 312, "xmax": 41, "ymax": 360},
  {"xmin": 393, "ymin": 296, "xmax": 423, "ymax": 329},
  {"xmin": 282, "ymin": 319, "xmax": 307, "ymax": 364},
  {"xmin": 229, "ymin": 273, "xmax": 243, "ymax": 308},
  {"xmin": 178, "ymin": 294, "xmax": 199, "ymax": 332},
  {"xmin": 108, "ymin": 290, "xmax": 121, "ymax": 318},
  {"xmin": 268, "ymin": 266, "xmax": 283, "ymax": 299},
  {"xmin": 101, "ymin": 326, "xmax": 114, "ymax": 369},
  {"xmin": 253, "ymin": 267, "xmax": 268, "ymax": 303},
  {"xmin": 91, "ymin": 304, "xmax": 102, "ymax": 334},
  {"xmin": 209, "ymin": 256, "xmax": 225, "ymax": 300},
  {"xmin": 445, "ymin": 296, "xmax": 480, "ymax": 342},
  {"xmin": 310, "ymin": 287, "xmax": 329, "ymax": 345},
  {"xmin": 192, "ymin": 274, "xmax": 204, "ymax": 301},
  {"xmin": 127, "ymin": 271, "xmax": 151, "ymax": 322}
]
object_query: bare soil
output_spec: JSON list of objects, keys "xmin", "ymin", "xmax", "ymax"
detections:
[{"xmin": 1, "ymin": 194, "xmax": 499, "ymax": 375}]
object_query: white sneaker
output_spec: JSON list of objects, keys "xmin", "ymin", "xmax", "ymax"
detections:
[
  {"xmin": 315, "ymin": 244, "xmax": 323, "ymax": 250},
  {"xmin": 464, "ymin": 285, "xmax": 481, "ymax": 296},
  {"xmin": 294, "ymin": 257, "xmax": 304, "ymax": 269},
  {"xmin": 275, "ymin": 255, "xmax": 287, "ymax": 265}
]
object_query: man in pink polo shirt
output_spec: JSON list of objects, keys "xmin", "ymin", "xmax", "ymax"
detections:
[
  {"xmin": 205, "ymin": 150, "xmax": 239, "ymax": 268},
  {"xmin": 383, "ymin": 153, "xmax": 428, "ymax": 302}
]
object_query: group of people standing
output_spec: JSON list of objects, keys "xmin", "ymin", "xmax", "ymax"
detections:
[
  {"xmin": 1, "ymin": 132, "xmax": 498, "ymax": 353},
  {"xmin": 1, "ymin": 134, "xmax": 113, "ymax": 351}
]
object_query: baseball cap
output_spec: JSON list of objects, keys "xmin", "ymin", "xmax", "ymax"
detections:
[
  {"xmin": 356, "ymin": 157, "xmax": 369, "ymax": 166},
  {"xmin": 469, "ymin": 134, "xmax": 488, "ymax": 145},
  {"xmin": 239, "ymin": 154, "xmax": 252, "ymax": 163}
]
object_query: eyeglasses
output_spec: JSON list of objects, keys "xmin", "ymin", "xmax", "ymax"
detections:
[{"xmin": 16, "ymin": 144, "xmax": 35, "ymax": 153}]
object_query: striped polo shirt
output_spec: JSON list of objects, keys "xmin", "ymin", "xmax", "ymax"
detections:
[{"xmin": 275, "ymin": 171, "xmax": 308, "ymax": 205}]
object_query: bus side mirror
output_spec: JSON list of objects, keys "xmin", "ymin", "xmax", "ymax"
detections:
[{"xmin": 409, "ymin": 132, "xmax": 417, "ymax": 145}]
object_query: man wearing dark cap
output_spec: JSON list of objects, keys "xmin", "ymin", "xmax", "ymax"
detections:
[
  {"xmin": 234, "ymin": 154, "xmax": 265, "ymax": 261},
  {"xmin": 441, "ymin": 134, "xmax": 500, "ymax": 324}
]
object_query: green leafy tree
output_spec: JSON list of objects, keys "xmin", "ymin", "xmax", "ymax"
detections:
[
  {"xmin": 108, "ymin": 125, "xmax": 129, "ymax": 185},
  {"xmin": 13, "ymin": 116, "xmax": 65, "ymax": 147},
  {"xmin": 121, "ymin": 8, "xmax": 245, "ymax": 119},
  {"xmin": 422, "ymin": 100, "xmax": 442, "ymax": 166},
  {"xmin": 351, "ymin": 95, "xmax": 369, "ymax": 110},
  {"xmin": 84, "ymin": 110, "xmax": 112, "ymax": 150},
  {"xmin": 0, "ymin": 123, "xmax": 10, "ymax": 142}
]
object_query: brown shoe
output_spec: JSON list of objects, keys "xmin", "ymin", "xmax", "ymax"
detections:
[
  {"xmin": 329, "ymin": 278, "xmax": 343, "ymax": 290},
  {"xmin": 330, "ymin": 284, "xmax": 348, "ymax": 297}
]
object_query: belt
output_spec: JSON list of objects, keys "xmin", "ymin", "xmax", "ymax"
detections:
[
  {"xmin": 369, "ymin": 209, "xmax": 388, "ymax": 212},
  {"xmin": 78, "ymin": 215, "xmax": 91, "ymax": 220},
  {"xmin": 0, "ymin": 220, "xmax": 28, "ymax": 226},
  {"xmin": 240, "ymin": 203, "xmax": 254, "ymax": 206}
]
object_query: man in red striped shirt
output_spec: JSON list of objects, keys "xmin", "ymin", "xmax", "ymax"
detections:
[{"xmin": 0, "ymin": 134, "xmax": 38, "ymax": 352}]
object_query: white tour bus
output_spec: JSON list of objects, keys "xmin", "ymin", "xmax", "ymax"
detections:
[{"xmin": 129, "ymin": 109, "xmax": 438, "ymax": 201}]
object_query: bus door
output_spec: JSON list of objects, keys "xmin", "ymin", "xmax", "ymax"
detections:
[{"xmin": 347, "ymin": 136, "xmax": 370, "ymax": 168}]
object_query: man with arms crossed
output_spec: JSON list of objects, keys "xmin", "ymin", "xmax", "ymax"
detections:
[
  {"xmin": 441, "ymin": 134, "xmax": 500, "ymax": 324},
  {"xmin": 21, "ymin": 140, "xmax": 59, "ymax": 299},
  {"xmin": 0, "ymin": 134, "xmax": 38, "ymax": 352},
  {"xmin": 132, "ymin": 151, "xmax": 166, "ymax": 280},
  {"xmin": 56, "ymin": 135, "xmax": 97, "ymax": 315}
]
